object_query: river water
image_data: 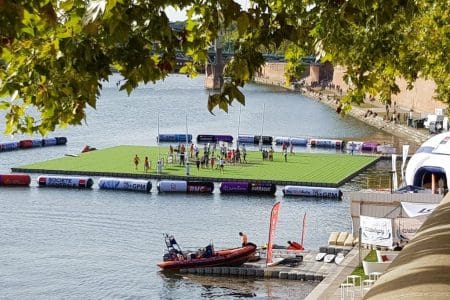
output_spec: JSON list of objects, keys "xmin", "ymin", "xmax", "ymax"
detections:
[{"xmin": 0, "ymin": 74, "xmax": 416, "ymax": 299}]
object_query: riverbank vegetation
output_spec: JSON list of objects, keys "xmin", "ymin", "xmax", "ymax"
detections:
[
  {"xmin": 1, "ymin": 1, "xmax": 448, "ymax": 135},
  {"xmin": 18, "ymin": 145, "xmax": 378, "ymax": 185}
]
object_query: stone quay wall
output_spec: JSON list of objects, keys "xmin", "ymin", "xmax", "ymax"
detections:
[
  {"xmin": 255, "ymin": 62, "xmax": 446, "ymax": 116},
  {"xmin": 332, "ymin": 65, "xmax": 446, "ymax": 115},
  {"xmin": 254, "ymin": 62, "xmax": 434, "ymax": 145}
]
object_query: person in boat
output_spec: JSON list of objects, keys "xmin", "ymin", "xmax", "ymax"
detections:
[
  {"xmin": 287, "ymin": 240, "xmax": 304, "ymax": 250},
  {"xmin": 239, "ymin": 232, "xmax": 248, "ymax": 246},
  {"xmin": 204, "ymin": 244, "xmax": 214, "ymax": 258}
]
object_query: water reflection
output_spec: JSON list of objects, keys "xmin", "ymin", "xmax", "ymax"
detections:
[{"xmin": 159, "ymin": 272, "xmax": 317, "ymax": 299}]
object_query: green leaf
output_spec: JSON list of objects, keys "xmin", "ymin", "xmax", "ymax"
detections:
[
  {"xmin": 219, "ymin": 96, "xmax": 229, "ymax": 113},
  {"xmin": 0, "ymin": 101, "xmax": 10, "ymax": 110},
  {"xmin": 231, "ymin": 85, "xmax": 245, "ymax": 105},
  {"xmin": 60, "ymin": 0, "xmax": 74, "ymax": 11},
  {"xmin": 185, "ymin": 19, "xmax": 196, "ymax": 31},
  {"xmin": 237, "ymin": 13, "xmax": 249, "ymax": 37},
  {"xmin": 21, "ymin": 27, "xmax": 35, "ymax": 37}
]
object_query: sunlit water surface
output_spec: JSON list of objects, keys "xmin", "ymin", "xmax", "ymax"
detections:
[{"xmin": 0, "ymin": 74, "xmax": 415, "ymax": 299}]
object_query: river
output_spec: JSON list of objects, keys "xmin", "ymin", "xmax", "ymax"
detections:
[{"xmin": 0, "ymin": 74, "xmax": 416, "ymax": 299}]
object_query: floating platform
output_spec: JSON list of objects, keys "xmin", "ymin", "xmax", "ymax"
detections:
[
  {"xmin": 178, "ymin": 246, "xmax": 353, "ymax": 282},
  {"xmin": 12, "ymin": 145, "xmax": 380, "ymax": 187}
]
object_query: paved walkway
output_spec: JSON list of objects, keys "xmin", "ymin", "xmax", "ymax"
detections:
[
  {"xmin": 302, "ymin": 91, "xmax": 431, "ymax": 146},
  {"xmin": 305, "ymin": 247, "xmax": 370, "ymax": 300}
]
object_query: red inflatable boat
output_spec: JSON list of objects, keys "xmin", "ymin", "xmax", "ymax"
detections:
[{"xmin": 157, "ymin": 234, "xmax": 257, "ymax": 271}]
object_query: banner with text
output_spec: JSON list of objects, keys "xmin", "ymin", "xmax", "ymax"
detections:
[
  {"xmin": 401, "ymin": 201, "xmax": 438, "ymax": 218},
  {"xmin": 394, "ymin": 217, "xmax": 424, "ymax": 242},
  {"xmin": 360, "ymin": 216, "xmax": 393, "ymax": 247}
]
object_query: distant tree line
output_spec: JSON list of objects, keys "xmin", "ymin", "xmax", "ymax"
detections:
[{"xmin": 0, "ymin": 0, "xmax": 448, "ymax": 134}]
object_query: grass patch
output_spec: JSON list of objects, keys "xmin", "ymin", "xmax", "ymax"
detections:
[
  {"xmin": 348, "ymin": 250, "xmax": 378, "ymax": 285},
  {"xmin": 17, "ymin": 145, "xmax": 378, "ymax": 185}
]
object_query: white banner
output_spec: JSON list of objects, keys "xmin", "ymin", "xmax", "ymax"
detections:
[
  {"xmin": 392, "ymin": 154, "xmax": 398, "ymax": 191},
  {"xmin": 360, "ymin": 216, "xmax": 393, "ymax": 247},
  {"xmin": 401, "ymin": 145, "xmax": 409, "ymax": 181},
  {"xmin": 394, "ymin": 217, "xmax": 424, "ymax": 242},
  {"xmin": 401, "ymin": 201, "xmax": 438, "ymax": 217}
]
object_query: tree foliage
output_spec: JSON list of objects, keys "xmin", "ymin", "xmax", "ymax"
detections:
[{"xmin": 0, "ymin": 0, "xmax": 448, "ymax": 134}]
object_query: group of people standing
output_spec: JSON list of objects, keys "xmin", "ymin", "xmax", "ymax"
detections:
[
  {"xmin": 168, "ymin": 142, "xmax": 249, "ymax": 174},
  {"xmin": 168, "ymin": 144, "xmax": 187, "ymax": 165},
  {"xmin": 133, "ymin": 154, "xmax": 151, "ymax": 173},
  {"xmin": 261, "ymin": 142, "xmax": 292, "ymax": 162},
  {"xmin": 133, "ymin": 141, "xmax": 296, "ymax": 172}
]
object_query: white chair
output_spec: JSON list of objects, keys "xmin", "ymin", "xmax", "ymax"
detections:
[
  {"xmin": 369, "ymin": 272, "xmax": 382, "ymax": 281},
  {"xmin": 340, "ymin": 283, "xmax": 355, "ymax": 300},
  {"xmin": 362, "ymin": 279, "xmax": 374, "ymax": 295},
  {"xmin": 346, "ymin": 274, "xmax": 361, "ymax": 295}
]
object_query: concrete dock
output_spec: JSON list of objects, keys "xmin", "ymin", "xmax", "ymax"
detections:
[{"xmin": 179, "ymin": 246, "xmax": 353, "ymax": 283}]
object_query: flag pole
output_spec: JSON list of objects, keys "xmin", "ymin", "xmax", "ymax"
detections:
[
  {"xmin": 237, "ymin": 105, "xmax": 242, "ymax": 149},
  {"xmin": 259, "ymin": 104, "xmax": 265, "ymax": 150},
  {"xmin": 185, "ymin": 112, "xmax": 190, "ymax": 176},
  {"xmin": 157, "ymin": 112, "xmax": 160, "ymax": 161},
  {"xmin": 301, "ymin": 212, "xmax": 307, "ymax": 247}
]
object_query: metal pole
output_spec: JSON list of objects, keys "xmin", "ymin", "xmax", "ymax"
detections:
[
  {"xmin": 389, "ymin": 171, "xmax": 395, "ymax": 193},
  {"xmin": 237, "ymin": 105, "xmax": 241, "ymax": 149},
  {"xmin": 358, "ymin": 227, "xmax": 362, "ymax": 267},
  {"xmin": 157, "ymin": 112, "xmax": 160, "ymax": 160},
  {"xmin": 157, "ymin": 112, "xmax": 162, "ymax": 175},
  {"xmin": 185, "ymin": 113, "xmax": 190, "ymax": 176},
  {"xmin": 260, "ymin": 104, "xmax": 265, "ymax": 150}
]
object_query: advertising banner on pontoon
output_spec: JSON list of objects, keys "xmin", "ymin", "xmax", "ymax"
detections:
[
  {"xmin": 394, "ymin": 217, "xmax": 424, "ymax": 242},
  {"xmin": 401, "ymin": 202, "xmax": 438, "ymax": 218},
  {"xmin": 360, "ymin": 216, "xmax": 393, "ymax": 247}
]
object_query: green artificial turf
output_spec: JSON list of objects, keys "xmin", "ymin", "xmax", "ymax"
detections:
[{"xmin": 17, "ymin": 145, "xmax": 378, "ymax": 185}]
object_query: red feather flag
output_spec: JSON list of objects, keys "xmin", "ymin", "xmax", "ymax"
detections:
[{"xmin": 266, "ymin": 202, "xmax": 281, "ymax": 265}]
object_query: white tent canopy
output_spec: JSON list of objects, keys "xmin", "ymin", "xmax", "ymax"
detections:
[{"xmin": 401, "ymin": 201, "xmax": 438, "ymax": 217}]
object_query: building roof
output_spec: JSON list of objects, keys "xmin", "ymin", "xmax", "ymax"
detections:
[{"xmin": 364, "ymin": 193, "xmax": 450, "ymax": 299}]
